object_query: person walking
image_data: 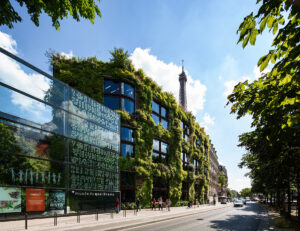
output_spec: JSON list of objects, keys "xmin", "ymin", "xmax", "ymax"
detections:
[
  {"xmin": 166, "ymin": 198, "xmax": 171, "ymax": 211},
  {"xmin": 152, "ymin": 198, "xmax": 156, "ymax": 210},
  {"xmin": 158, "ymin": 197, "xmax": 163, "ymax": 211},
  {"xmin": 136, "ymin": 198, "xmax": 140, "ymax": 212},
  {"xmin": 115, "ymin": 198, "xmax": 120, "ymax": 214}
]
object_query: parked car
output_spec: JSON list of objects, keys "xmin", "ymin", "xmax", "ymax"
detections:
[{"xmin": 234, "ymin": 200, "xmax": 244, "ymax": 207}]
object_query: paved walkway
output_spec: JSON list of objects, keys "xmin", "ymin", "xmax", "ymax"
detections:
[{"xmin": 0, "ymin": 203, "xmax": 231, "ymax": 231}]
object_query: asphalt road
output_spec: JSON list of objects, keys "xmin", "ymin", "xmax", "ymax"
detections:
[{"xmin": 122, "ymin": 202, "xmax": 266, "ymax": 231}]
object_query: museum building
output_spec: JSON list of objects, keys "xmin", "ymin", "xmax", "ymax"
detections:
[
  {"xmin": 51, "ymin": 50, "xmax": 213, "ymax": 206},
  {"xmin": 0, "ymin": 48, "xmax": 120, "ymax": 219}
]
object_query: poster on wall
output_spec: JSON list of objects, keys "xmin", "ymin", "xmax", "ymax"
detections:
[
  {"xmin": 26, "ymin": 188, "xmax": 45, "ymax": 212},
  {"xmin": 0, "ymin": 187, "xmax": 21, "ymax": 213},
  {"xmin": 49, "ymin": 191, "xmax": 65, "ymax": 210}
]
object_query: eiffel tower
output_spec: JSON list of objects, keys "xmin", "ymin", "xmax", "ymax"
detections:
[{"xmin": 179, "ymin": 60, "xmax": 187, "ymax": 110}]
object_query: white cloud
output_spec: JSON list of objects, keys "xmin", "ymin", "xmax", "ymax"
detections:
[
  {"xmin": 130, "ymin": 48, "xmax": 206, "ymax": 115},
  {"xmin": 228, "ymin": 172, "xmax": 251, "ymax": 192},
  {"xmin": 60, "ymin": 51, "xmax": 74, "ymax": 59},
  {"xmin": 199, "ymin": 112, "xmax": 215, "ymax": 131},
  {"xmin": 0, "ymin": 31, "xmax": 51, "ymax": 123},
  {"xmin": 0, "ymin": 31, "xmax": 17, "ymax": 54}
]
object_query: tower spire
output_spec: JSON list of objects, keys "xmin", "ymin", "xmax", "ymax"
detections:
[{"xmin": 179, "ymin": 60, "xmax": 187, "ymax": 110}]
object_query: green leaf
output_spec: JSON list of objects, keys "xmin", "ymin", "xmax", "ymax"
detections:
[
  {"xmin": 272, "ymin": 22, "xmax": 278, "ymax": 35},
  {"xmin": 278, "ymin": 75, "xmax": 292, "ymax": 86},
  {"xmin": 267, "ymin": 16, "xmax": 275, "ymax": 28},
  {"xmin": 281, "ymin": 97, "xmax": 295, "ymax": 106},
  {"xmin": 242, "ymin": 33, "xmax": 251, "ymax": 48},
  {"xmin": 260, "ymin": 17, "xmax": 267, "ymax": 32},
  {"xmin": 260, "ymin": 55, "xmax": 270, "ymax": 71},
  {"xmin": 250, "ymin": 30, "xmax": 258, "ymax": 45},
  {"xmin": 278, "ymin": 17, "xmax": 285, "ymax": 25}
]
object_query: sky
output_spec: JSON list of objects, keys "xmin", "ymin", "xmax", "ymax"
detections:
[{"xmin": 0, "ymin": 0, "xmax": 275, "ymax": 192}]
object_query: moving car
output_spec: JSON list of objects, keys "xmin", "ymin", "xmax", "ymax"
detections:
[{"xmin": 234, "ymin": 200, "xmax": 243, "ymax": 207}]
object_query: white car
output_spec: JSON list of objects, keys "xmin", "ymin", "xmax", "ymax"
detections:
[{"xmin": 234, "ymin": 200, "xmax": 244, "ymax": 207}]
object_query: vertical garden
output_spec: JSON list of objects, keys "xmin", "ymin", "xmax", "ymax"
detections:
[{"xmin": 51, "ymin": 49, "xmax": 211, "ymax": 206}]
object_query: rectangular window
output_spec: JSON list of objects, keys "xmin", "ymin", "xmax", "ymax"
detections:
[
  {"xmin": 121, "ymin": 126, "xmax": 135, "ymax": 158},
  {"xmin": 152, "ymin": 139, "xmax": 168, "ymax": 164},
  {"xmin": 121, "ymin": 143, "xmax": 134, "ymax": 158},
  {"xmin": 152, "ymin": 100, "xmax": 168, "ymax": 130}
]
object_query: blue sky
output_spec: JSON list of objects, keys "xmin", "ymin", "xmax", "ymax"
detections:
[{"xmin": 0, "ymin": 0, "xmax": 275, "ymax": 191}]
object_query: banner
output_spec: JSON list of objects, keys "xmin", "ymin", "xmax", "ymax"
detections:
[
  {"xmin": 26, "ymin": 188, "xmax": 45, "ymax": 212},
  {"xmin": 49, "ymin": 191, "xmax": 65, "ymax": 210},
  {"xmin": 0, "ymin": 187, "xmax": 21, "ymax": 213}
]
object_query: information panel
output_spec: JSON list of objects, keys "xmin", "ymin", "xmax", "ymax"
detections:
[
  {"xmin": 26, "ymin": 188, "xmax": 45, "ymax": 212},
  {"xmin": 0, "ymin": 187, "xmax": 21, "ymax": 213}
]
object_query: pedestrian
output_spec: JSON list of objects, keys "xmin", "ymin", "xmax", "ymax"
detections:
[
  {"xmin": 166, "ymin": 198, "xmax": 171, "ymax": 211},
  {"xmin": 115, "ymin": 198, "xmax": 120, "ymax": 214},
  {"xmin": 213, "ymin": 198, "xmax": 216, "ymax": 205},
  {"xmin": 136, "ymin": 198, "xmax": 140, "ymax": 212},
  {"xmin": 158, "ymin": 197, "xmax": 163, "ymax": 210},
  {"xmin": 152, "ymin": 198, "xmax": 156, "ymax": 210}
]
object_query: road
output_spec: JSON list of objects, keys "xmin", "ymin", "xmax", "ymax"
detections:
[{"xmin": 122, "ymin": 202, "xmax": 266, "ymax": 231}]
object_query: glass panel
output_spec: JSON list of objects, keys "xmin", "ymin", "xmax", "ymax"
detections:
[
  {"xmin": 185, "ymin": 154, "xmax": 189, "ymax": 163},
  {"xmin": 0, "ymin": 53, "xmax": 66, "ymax": 108},
  {"xmin": 122, "ymin": 98, "xmax": 134, "ymax": 114},
  {"xmin": 152, "ymin": 101, "xmax": 159, "ymax": 114},
  {"xmin": 69, "ymin": 114, "xmax": 120, "ymax": 152},
  {"xmin": 153, "ymin": 139, "xmax": 160, "ymax": 151},
  {"xmin": 0, "ymin": 85, "xmax": 65, "ymax": 135},
  {"xmin": 70, "ymin": 88, "xmax": 120, "ymax": 134},
  {"xmin": 185, "ymin": 134, "xmax": 189, "ymax": 141},
  {"xmin": 181, "ymin": 121, "xmax": 183, "ymax": 129},
  {"xmin": 104, "ymin": 80, "xmax": 120, "ymax": 94},
  {"xmin": 121, "ymin": 127, "xmax": 134, "ymax": 142},
  {"xmin": 121, "ymin": 143, "xmax": 134, "ymax": 158},
  {"xmin": 122, "ymin": 83, "xmax": 135, "ymax": 99},
  {"xmin": 104, "ymin": 96, "xmax": 119, "ymax": 111},
  {"xmin": 161, "ymin": 106, "xmax": 167, "ymax": 118},
  {"xmin": 161, "ymin": 154, "xmax": 167, "ymax": 164},
  {"xmin": 181, "ymin": 152, "xmax": 184, "ymax": 161},
  {"xmin": 161, "ymin": 142, "xmax": 168, "ymax": 154},
  {"xmin": 70, "ymin": 165, "xmax": 118, "ymax": 191},
  {"xmin": 152, "ymin": 152, "xmax": 160, "ymax": 163},
  {"xmin": 70, "ymin": 139, "xmax": 119, "ymax": 171},
  {"xmin": 0, "ymin": 121, "xmax": 65, "ymax": 161},
  {"xmin": 151, "ymin": 113, "xmax": 159, "ymax": 125},
  {"xmin": 0, "ymin": 155, "xmax": 65, "ymax": 188},
  {"xmin": 161, "ymin": 119, "xmax": 168, "ymax": 130}
]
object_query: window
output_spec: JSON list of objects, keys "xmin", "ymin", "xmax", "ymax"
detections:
[
  {"xmin": 104, "ymin": 80, "xmax": 135, "ymax": 114},
  {"xmin": 194, "ymin": 159, "xmax": 201, "ymax": 174},
  {"xmin": 205, "ymin": 148, "xmax": 208, "ymax": 159},
  {"xmin": 121, "ymin": 127, "xmax": 135, "ymax": 157},
  {"xmin": 181, "ymin": 152, "xmax": 189, "ymax": 170},
  {"xmin": 152, "ymin": 139, "xmax": 168, "ymax": 164},
  {"xmin": 181, "ymin": 121, "xmax": 189, "ymax": 141},
  {"xmin": 196, "ymin": 137, "xmax": 201, "ymax": 149},
  {"xmin": 152, "ymin": 100, "xmax": 168, "ymax": 130}
]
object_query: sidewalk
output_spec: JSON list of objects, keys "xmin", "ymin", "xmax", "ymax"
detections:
[{"xmin": 0, "ymin": 204, "xmax": 231, "ymax": 231}]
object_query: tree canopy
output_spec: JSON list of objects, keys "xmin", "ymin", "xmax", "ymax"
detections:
[
  {"xmin": 228, "ymin": 0, "xmax": 299, "ymax": 217},
  {"xmin": 240, "ymin": 188, "xmax": 252, "ymax": 198},
  {"xmin": 0, "ymin": 0, "xmax": 102, "ymax": 30}
]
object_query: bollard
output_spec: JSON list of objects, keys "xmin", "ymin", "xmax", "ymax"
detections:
[
  {"xmin": 96, "ymin": 210, "xmax": 98, "ymax": 221},
  {"xmin": 54, "ymin": 212, "xmax": 58, "ymax": 226},
  {"xmin": 111, "ymin": 212, "xmax": 114, "ymax": 219},
  {"xmin": 25, "ymin": 213, "xmax": 28, "ymax": 230},
  {"xmin": 77, "ymin": 211, "xmax": 80, "ymax": 223}
]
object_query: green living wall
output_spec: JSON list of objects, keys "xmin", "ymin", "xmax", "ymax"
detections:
[{"xmin": 51, "ymin": 49, "xmax": 210, "ymax": 206}]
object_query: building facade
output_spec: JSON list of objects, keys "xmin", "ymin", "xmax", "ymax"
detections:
[
  {"xmin": 52, "ymin": 51, "xmax": 212, "ymax": 206},
  {"xmin": 208, "ymin": 142, "xmax": 219, "ymax": 203},
  {"xmin": 218, "ymin": 165, "xmax": 228, "ymax": 198}
]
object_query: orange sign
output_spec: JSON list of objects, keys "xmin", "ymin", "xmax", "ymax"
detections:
[{"xmin": 26, "ymin": 188, "xmax": 45, "ymax": 212}]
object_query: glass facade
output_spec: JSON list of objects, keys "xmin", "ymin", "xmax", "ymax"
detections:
[
  {"xmin": 104, "ymin": 80, "xmax": 135, "ymax": 114},
  {"xmin": 151, "ymin": 100, "xmax": 168, "ymax": 130},
  {"xmin": 152, "ymin": 139, "xmax": 168, "ymax": 164},
  {"xmin": 0, "ymin": 49, "xmax": 120, "ymax": 218}
]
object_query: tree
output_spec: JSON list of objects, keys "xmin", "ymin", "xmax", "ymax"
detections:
[
  {"xmin": 0, "ymin": 0, "xmax": 102, "ymax": 30},
  {"xmin": 240, "ymin": 188, "xmax": 252, "ymax": 198},
  {"xmin": 109, "ymin": 48, "xmax": 134, "ymax": 71},
  {"xmin": 228, "ymin": 0, "xmax": 300, "ymax": 218},
  {"xmin": 218, "ymin": 172, "xmax": 226, "ymax": 188}
]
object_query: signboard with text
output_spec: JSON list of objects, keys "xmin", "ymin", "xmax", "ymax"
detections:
[{"xmin": 26, "ymin": 188, "xmax": 45, "ymax": 212}]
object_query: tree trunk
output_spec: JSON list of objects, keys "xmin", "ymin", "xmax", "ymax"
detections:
[{"xmin": 287, "ymin": 175, "xmax": 291, "ymax": 217}]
